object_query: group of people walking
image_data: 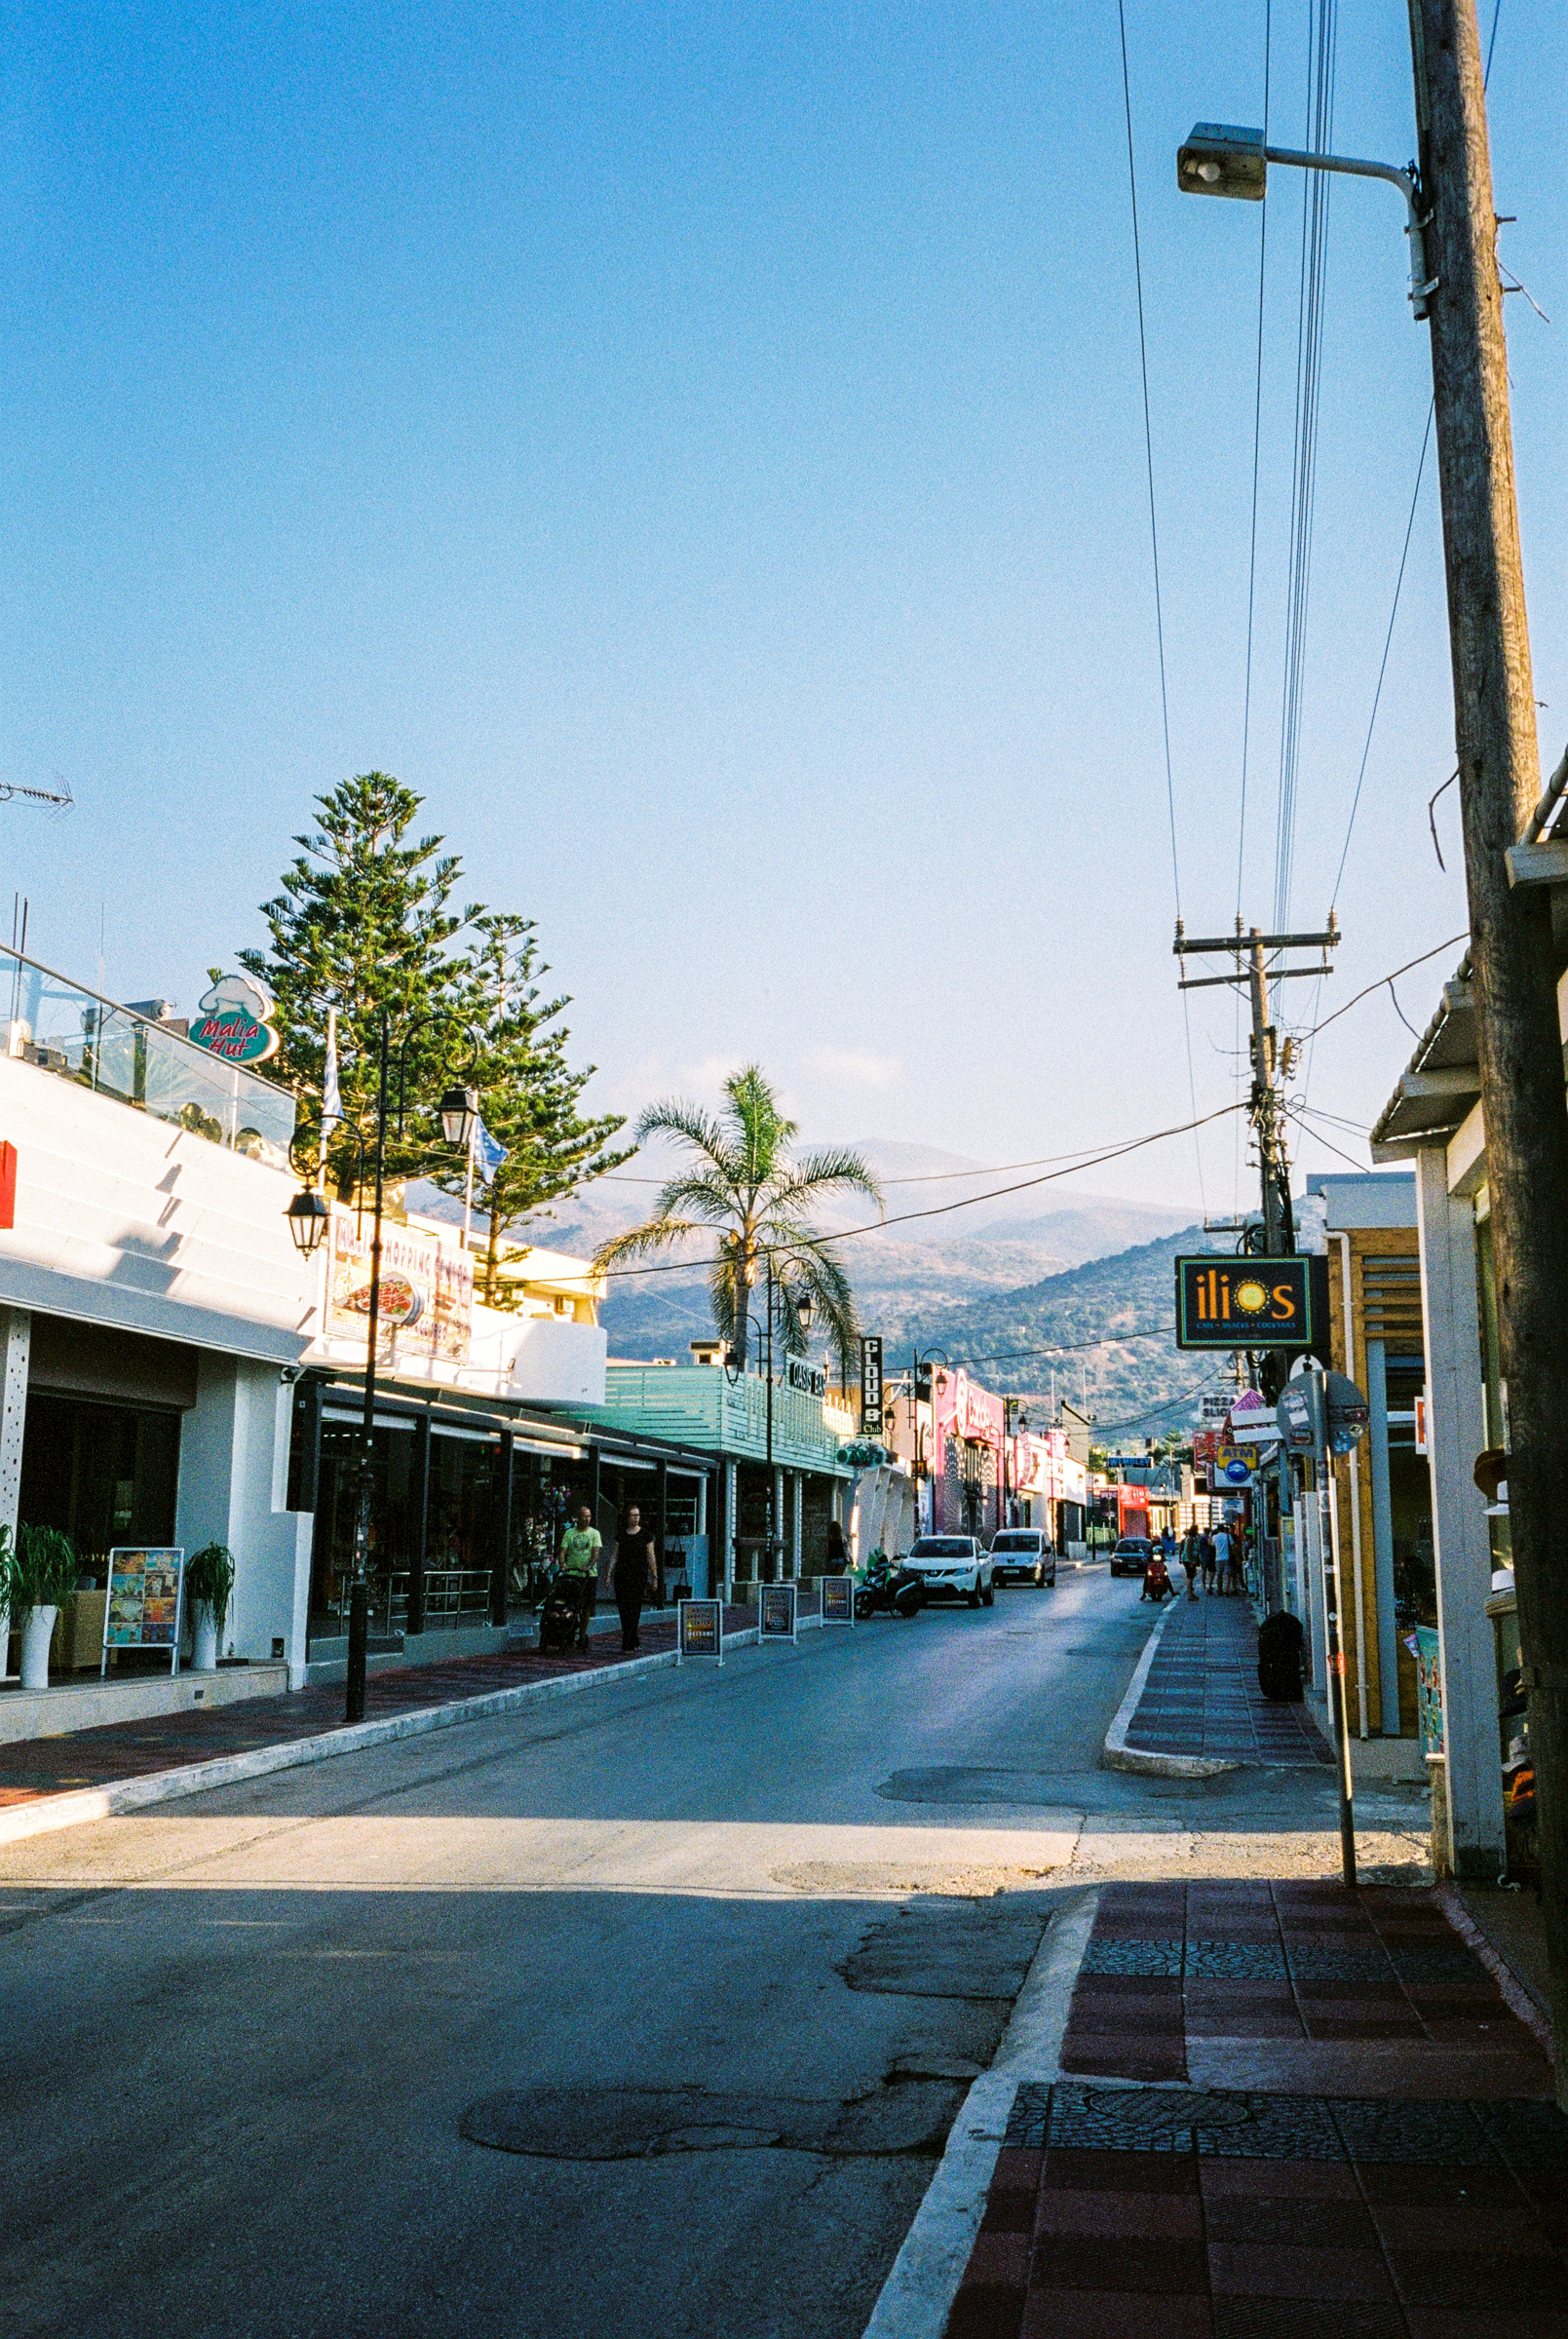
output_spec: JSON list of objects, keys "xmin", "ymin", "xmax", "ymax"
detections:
[
  {"xmin": 556, "ymin": 1504, "xmax": 661, "ymax": 1653},
  {"xmin": 1140, "ymin": 1522, "xmax": 1245, "ymax": 1601}
]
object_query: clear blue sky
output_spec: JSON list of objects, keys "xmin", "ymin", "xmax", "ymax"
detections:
[{"xmin": 1, "ymin": 2, "xmax": 1562, "ymax": 1218}]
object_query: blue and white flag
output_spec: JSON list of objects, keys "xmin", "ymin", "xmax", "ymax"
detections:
[
  {"xmin": 475, "ymin": 1116, "xmax": 508, "ymax": 1177},
  {"xmin": 322, "ymin": 1007, "xmax": 343, "ymax": 1139}
]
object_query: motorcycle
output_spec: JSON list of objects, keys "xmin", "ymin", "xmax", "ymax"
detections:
[{"xmin": 853, "ymin": 1551, "xmax": 925, "ymax": 1621}]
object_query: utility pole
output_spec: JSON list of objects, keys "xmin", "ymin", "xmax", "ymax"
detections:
[{"xmin": 1411, "ymin": 0, "xmax": 1568, "ymax": 2090}]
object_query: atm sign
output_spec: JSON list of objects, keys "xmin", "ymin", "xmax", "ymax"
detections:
[{"xmin": 1175, "ymin": 1255, "xmax": 1318, "ymax": 1350}]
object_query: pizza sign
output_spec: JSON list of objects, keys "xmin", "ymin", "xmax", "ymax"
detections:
[{"xmin": 187, "ymin": 974, "xmax": 280, "ymax": 1067}]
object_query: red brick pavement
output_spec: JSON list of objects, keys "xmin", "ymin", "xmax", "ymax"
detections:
[
  {"xmin": 0, "ymin": 1602, "xmax": 765, "ymax": 1812},
  {"xmin": 945, "ymin": 1883, "xmax": 1561, "ymax": 2339}
]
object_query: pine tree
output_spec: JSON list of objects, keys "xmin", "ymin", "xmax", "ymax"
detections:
[
  {"xmin": 436, "ymin": 913, "xmax": 632, "ymax": 1307},
  {"xmin": 239, "ymin": 772, "xmax": 477, "ymax": 1190}
]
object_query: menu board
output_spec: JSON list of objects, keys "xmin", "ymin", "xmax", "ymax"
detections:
[
  {"xmin": 677, "ymin": 1597, "xmax": 723, "ymax": 1667},
  {"xmin": 821, "ymin": 1575, "xmax": 855, "ymax": 1627},
  {"xmin": 759, "ymin": 1583, "xmax": 797, "ymax": 1644},
  {"xmin": 101, "ymin": 1549, "xmax": 186, "ymax": 1677}
]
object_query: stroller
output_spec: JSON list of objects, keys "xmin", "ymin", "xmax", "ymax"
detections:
[{"xmin": 537, "ymin": 1566, "xmax": 583, "ymax": 1656}]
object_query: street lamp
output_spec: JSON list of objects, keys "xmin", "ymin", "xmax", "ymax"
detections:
[
  {"xmin": 1175, "ymin": 121, "xmax": 1435, "ymax": 320},
  {"xmin": 285, "ymin": 1011, "xmax": 477, "ymax": 1724},
  {"xmin": 911, "ymin": 1344, "xmax": 949, "ymax": 1532},
  {"xmin": 725, "ymin": 1252, "xmax": 814, "ymax": 1582}
]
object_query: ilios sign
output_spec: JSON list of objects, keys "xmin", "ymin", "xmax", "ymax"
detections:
[{"xmin": 187, "ymin": 974, "xmax": 281, "ymax": 1067}]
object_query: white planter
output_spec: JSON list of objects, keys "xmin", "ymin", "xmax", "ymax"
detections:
[
  {"xmin": 191, "ymin": 1603, "xmax": 219, "ymax": 1674},
  {"xmin": 20, "ymin": 1605, "xmax": 57, "ymax": 1690}
]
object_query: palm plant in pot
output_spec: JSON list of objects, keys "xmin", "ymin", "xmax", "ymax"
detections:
[
  {"xmin": 184, "ymin": 1543, "xmax": 236, "ymax": 1673},
  {"xmin": 10, "ymin": 1525, "xmax": 79, "ymax": 1689}
]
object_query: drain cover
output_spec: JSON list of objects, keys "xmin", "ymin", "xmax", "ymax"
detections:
[{"xmin": 1083, "ymin": 2088, "xmax": 1252, "ymax": 2133}]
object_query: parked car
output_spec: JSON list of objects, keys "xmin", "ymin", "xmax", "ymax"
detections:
[
  {"xmin": 1109, "ymin": 1535, "xmax": 1155, "ymax": 1578},
  {"xmin": 904, "ymin": 1535, "xmax": 994, "ymax": 1607},
  {"xmin": 989, "ymin": 1529, "xmax": 1056, "ymax": 1589}
]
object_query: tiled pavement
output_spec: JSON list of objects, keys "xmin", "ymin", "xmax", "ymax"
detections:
[
  {"xmin": 945, "ymin": 1883, "xmax": 1559, "ymax": 2339},
  {"xmin": 1124, "ymin": 1597, "xmax": 1329, "ymax": 1767},
  {"xmin": 0, "ymin": 1601, "xmax": 765, "ymax": 1812}
]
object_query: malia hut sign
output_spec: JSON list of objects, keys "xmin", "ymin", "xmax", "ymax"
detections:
[{"xmin": 186, "ymin": 974, "xmax": 281, "ymax": 1067}]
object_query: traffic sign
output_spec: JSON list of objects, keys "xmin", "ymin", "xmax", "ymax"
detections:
[{"xmin": 1275, "ymin": 1369, "xmax": 1368, "ymax": 1458}]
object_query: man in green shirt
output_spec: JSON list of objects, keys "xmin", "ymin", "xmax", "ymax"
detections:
[{"xmin": 558, "ymin": 1505, "xmax": 603, "ymax": 1651}]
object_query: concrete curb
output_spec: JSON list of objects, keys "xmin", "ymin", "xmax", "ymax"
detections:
[
  {"xmin": 1102, "ymin": 1599, "xmax": 1241, "ymax": 1781},
  {"xmin": 0, "ymin": 1612, "xmax": 818, "ymax": 1851},
  {"xmin": 1434, "ymin": 1882, "xmax": 1555, "ymax": 2065},
  {"xmin": 860, "ymin": 1889, "xmax": 1101, "ymax": 2339}
]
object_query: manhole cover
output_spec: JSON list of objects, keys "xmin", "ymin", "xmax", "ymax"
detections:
[{"xmin": 1083, "ymin": 2089, "xmax": 1252, "ymax": 2133}]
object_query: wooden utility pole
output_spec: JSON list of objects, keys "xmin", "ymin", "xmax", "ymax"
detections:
[{"xmin": 1411, "ymin": 0, "xmax": 1568, "ymax": 2089}]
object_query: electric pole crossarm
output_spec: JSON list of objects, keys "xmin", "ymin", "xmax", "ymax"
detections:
[{"xmin": 1174, "ymin": 928, "xmax": 1339, "ymax": 955}]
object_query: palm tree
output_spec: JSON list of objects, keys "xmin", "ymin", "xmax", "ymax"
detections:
[{"xmin": 593, "ymin": 1065, "xmax": 883, "ymax": 1377}]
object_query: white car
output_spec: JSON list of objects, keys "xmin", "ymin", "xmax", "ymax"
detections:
[
  {"xmin": 905, "ymin": 1535, "xmax": 994, "ymax": 1607},
  {"xmin": 989, "ymin": 1529, "xmax": 1057, "ymax": 1589}
]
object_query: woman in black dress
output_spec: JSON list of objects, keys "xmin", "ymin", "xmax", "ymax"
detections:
[{"xmin": 612, "ymin": 1506, "xmax": 657, "ymax": 1652}]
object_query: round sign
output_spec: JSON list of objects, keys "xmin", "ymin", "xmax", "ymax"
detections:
[{"xmin": 1324, "ymin": 1369, "xmax": 1369, "ymax": 1455}]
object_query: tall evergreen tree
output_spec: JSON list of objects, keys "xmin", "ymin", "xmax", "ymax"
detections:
[
  {"xmin": 241, "ymin": 771, "xmax": 478, "ymax": 1189},
  {"xmin": 435, "ymin": 913, "xmax": 631, "ymax": 1306}
]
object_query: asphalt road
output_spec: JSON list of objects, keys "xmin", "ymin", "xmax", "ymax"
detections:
[{"xmin": 0, "ymin": 1569, "xmax": 1422, "ymax": 2339}]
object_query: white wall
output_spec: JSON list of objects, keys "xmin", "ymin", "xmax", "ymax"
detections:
[{"xmin": 173, "ymin": 1353, "xmax": 313, "ymax": 1667}]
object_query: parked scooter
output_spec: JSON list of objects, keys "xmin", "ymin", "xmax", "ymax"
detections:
[{"xmin": 854, "ymin": 1551, "xmax": 925, "ymax": 1621}]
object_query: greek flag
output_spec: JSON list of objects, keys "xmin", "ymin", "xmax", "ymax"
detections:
[
  {"xmin": 322, "ymin": 1007, "xmax": 343, "ymax": 1138},
  {"xmin": 475, "ymin": 1116, "xmax": 508, "ymax": 1176}
]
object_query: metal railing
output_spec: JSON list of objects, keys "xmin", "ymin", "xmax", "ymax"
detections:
[{"xmin": 0, "ymin": 945, "xmax": 296, "ymax": 1165}]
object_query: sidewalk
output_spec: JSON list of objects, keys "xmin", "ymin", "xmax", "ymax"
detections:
[
  {"xmin": 0, "ymin": 1601, "xmax": 767, "ymax": 1825},
  {"xmin": 1119, "ymin": 1596, "xmax": 1329, "ymax": 1769},
  {"xmin": 941, "ymin": 1879, "xmax": 1559, "ymax": 2339}
]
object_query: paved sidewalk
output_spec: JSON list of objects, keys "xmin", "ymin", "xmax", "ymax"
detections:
[
  {"xmin": 1122, "ymin": 1598, "xmax": 1329, "ymax": 1768},
  {"xmin": 944, "ymin": 1881, "xmax": 1558, "ymax": 2339},
  {"xmin": 0, "ymin": 1601, "xmax": 764, "ymax": 1814}
]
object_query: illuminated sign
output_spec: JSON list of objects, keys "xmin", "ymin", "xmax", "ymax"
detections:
[{"xmin": 1174, "ymin": 1255, "xmax": 1324, "ymax": 1350}]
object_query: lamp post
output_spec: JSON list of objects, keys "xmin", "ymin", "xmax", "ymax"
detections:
[
  {"xmin": 285, "ymin": 1014, "xmax": 478, "ymax": 1723},
  {"xmin": 726, "ymin": 1254, "xmax": 813, "ymax": 1580},
  {"xmin": 1003, "ymin": 1399, "xmax": 1029, "ymax": 1533},
  {"xmin": 911, "ymin": 1345, "xmax": 949, "ymax": 1533}
]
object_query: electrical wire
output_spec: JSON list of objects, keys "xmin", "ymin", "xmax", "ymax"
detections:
[
  {"xmin": 1115, "ymin": 0, "xmax": 1207, "ymax": 1221},
  {"xmin": 1297, "ymin": 931, "xmax": 1467, "ymax": 1042},
  {"xmin": 600, "ymin": 1101, "xmax": 1246, "ymax": 1279},
  {"xmin": 1234, "ymin": 0, "xmax": 1274, "ymax": 1223}
]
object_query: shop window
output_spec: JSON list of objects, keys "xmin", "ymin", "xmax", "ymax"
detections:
[
  {"xmin": 18, "ymin": 1393, "xmax": 179, "ymax": 1575},
  {"xmin": 307, "ymin": 1419, "xmax": 418, "ymax": 1643}
]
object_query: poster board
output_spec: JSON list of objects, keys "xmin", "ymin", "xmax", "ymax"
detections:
[
  {"xmin": 1410, "ymin": 1625, "xmax": 1444, "ymax": 1757},
  {"xmin": 821, "ymin": 1575, "xmax": 856, "ymax": 1627},
  {"xmin": 101, "ymin": 1548, "xmax": 186, "ymax": 1677},
  {"xmin": 759, "ymin": 1582, "xmax": 798, "ymax": 1644},
  {"xmin": 326, "ymin": 1209, "xmax": 473, "ymax": 1365},
  {"xmin": 677, "ymin": 1596, "xmax": 723, "ymax": 1667}
]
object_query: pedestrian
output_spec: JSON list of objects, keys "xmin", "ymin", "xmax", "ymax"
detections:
[
  {"xmin": 557, "ymin": 1503, "xmax": 603, "ymax": 1651},
  {"xmin": 824, "ymin": 1518, "xmax": 848, "ymax": 1573},
  {"xmin": 1227, "ymin": 1534, "xmax": 1246, "ymax": 1597},
  {"xmin": 1212, "ymin": 1520, "xmax": 1233, "ymax": 1595},
  {"xmin": 611, "ymin": 1505, "xmax": 658, "ymax": 1652},
  {"xmin": 1180, "ymin": 1525, "xmax": 1201, "ymax": 1599},
  {"xmin": 1200, "ymin": 1531, "xmax": 1216, "ymax": 1594}
]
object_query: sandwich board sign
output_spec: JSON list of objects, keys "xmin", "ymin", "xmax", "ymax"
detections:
[
  {"xmin": 677, "ymin": 1596, "xmax": 723, "ymax": 1667},
  {"xmin": 101, "ymin": 1548, "xmax": 185, "ymax": 1676},
  {"xmin": 821, "ymin": 1574, "xmax": 856, "ymax": 1626},
  {"xmin": 759, "ymin": 1582, "xmax": 798, "ymax": 1644}
]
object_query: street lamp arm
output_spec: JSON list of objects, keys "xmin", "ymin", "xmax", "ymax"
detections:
[{"xmin": 1266, "ymin": 147, "xmax": 1434, "ymax": 320}]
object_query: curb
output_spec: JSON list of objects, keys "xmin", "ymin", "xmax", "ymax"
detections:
[
  {"xmin": 1102, "ymin": 1599, "xmax": 1241, "ymax": 1781},
  {"xmin": 1434, "ymin": 1881, "xmax": 1555, "ymax": 2065},
  {"xmin": 860, "ymin": 1889, "xmax": 1101, "ymax": 2339},
  {"xmin": 0, "ymin": 1614, "xmax": 817, "ymax": 1851}
]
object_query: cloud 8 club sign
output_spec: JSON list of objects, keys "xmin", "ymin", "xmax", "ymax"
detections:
[{"xmin": 1175, "ymin": 1255, "xmax": 1322, "ymax": 1351}]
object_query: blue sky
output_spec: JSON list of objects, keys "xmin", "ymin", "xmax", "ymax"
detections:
[{"xmin": 0, "ymin": 2, "xmax": 1562, "ymax": 1219}]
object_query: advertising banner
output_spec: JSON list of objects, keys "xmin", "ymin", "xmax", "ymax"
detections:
[
  {"xmin": 101, "ymin": 1548, "xmax": 185, "ymax": 1678},
  {"xmin": 1410, "ymin": 1624, "xmax": 1444, "ymax": 1757},
  {"xmin": 860, "ymin": 1337, "xmax": 884, "ymax": 1436},
  {"xmin": 677, "ymin": 1597, "xmax": 723, "ymax": 1666},
  {"xmin": 327, "ymin": 1209, "xmax": 473, "ymax": 1364},
  {"xmin": 821, "ymin": 1575, "xmax": 855, "ymax": 1626},
  {"xmin": 1174, "ymin": 1255, "xmax": 1326, "ymax": 1351},
  {"xmin": 759, "ymin": 1583, "xmax": 798, "ymax": 1643}
]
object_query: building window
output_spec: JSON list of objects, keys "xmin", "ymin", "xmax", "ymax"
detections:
[{"xmin": 18, "ymin": 1393, "xmax": 180, "ymax": 1574}]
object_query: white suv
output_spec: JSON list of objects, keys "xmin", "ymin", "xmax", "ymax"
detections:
[
  {"xmin": 905, "ymin": 1535, "xmax": 994, "ymax": 1608},
  {"xmin": 989, "ymin": 1529, "xmax": 1057, "ymax": 1589}
]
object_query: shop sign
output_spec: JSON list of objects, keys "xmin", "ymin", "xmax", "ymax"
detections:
[
  {"xmin": 783, "ymin": 1355, "xmax": 827, "ymax": 1400},
  {"xmin": 759, "ymin": 1582, "xmax": 798, "ymax": 1643},
  {"xmin": 951, "ymin": 1369, "xmax": 1002, "ymax": 1445},
  {"xmin": 101, "ymin": 1548, "xmax": 185, "ymax": 1678},
  {"xmin": 860, "ymin": 1336, "xmax": 884, "ymax": 1435},
  {"xmin": 186, "ymin": 974, "xmax": 280, "ymax": 1067},
  {"xmin": 1215, "ymin": 1445, "xmax": 1255, "ymax": 1485},
  {"xmin": 677, "ymin": 1596, "xmax": 723, "ymax": 1665},
  {"xmin": 821, "ymin": 1575, "xmax": 855, "ymax": 1626},
  {"xmin": 327, "ymin": 1210, "xmax": 473, "ymax": 1364},
  {"xmin": 1174, "ymin": 1255, "xmax": 1321, "ymax": 1349}
]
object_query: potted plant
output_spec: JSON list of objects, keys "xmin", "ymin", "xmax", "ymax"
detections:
[
  {"xmin": 12, "ymin": 1524, "xmax": 78, "ymax": 1689},
  {"xmin": 184, "ymin": 1543, "xmax": 236, "ymax": 1673}
]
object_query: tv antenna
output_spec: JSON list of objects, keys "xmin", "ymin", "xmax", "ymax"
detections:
[{"xmin": 0, "ymin": 775, "xmax": 73, "ymax": 813}]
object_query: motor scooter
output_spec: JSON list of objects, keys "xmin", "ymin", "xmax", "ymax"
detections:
[{"xmin": 854, "ymin": 1552, "xmax": 925, "ymax": 1620}]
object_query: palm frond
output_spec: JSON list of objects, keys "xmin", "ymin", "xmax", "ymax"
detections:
[
  {"xmin": 592, "ymin": 1216, "xmax": 709, "ymax": 1272},
  {"xmin": 633, "ymin": 1096, "xmax": 727, "ymax": 1159},
  {"xmin": 776, "ymin": 1147, "xmax": 884, "ymax": 1208},
  {"xmin": 654, "ymin": 1170, "xmax": 747, "ymax": 1225}
]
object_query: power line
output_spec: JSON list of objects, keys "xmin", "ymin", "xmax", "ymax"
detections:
[
  {"xmin": 600, "ymin": 1102, "xmax": 1245, "ymax": 1280},
  {"xmin": 1115, "ymin": 0, "xmax": 1207, "ymax": 1220},
  {"xmin": 1297, "ymin": 930, "xmax": 1467, "ymax": 1042}
]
